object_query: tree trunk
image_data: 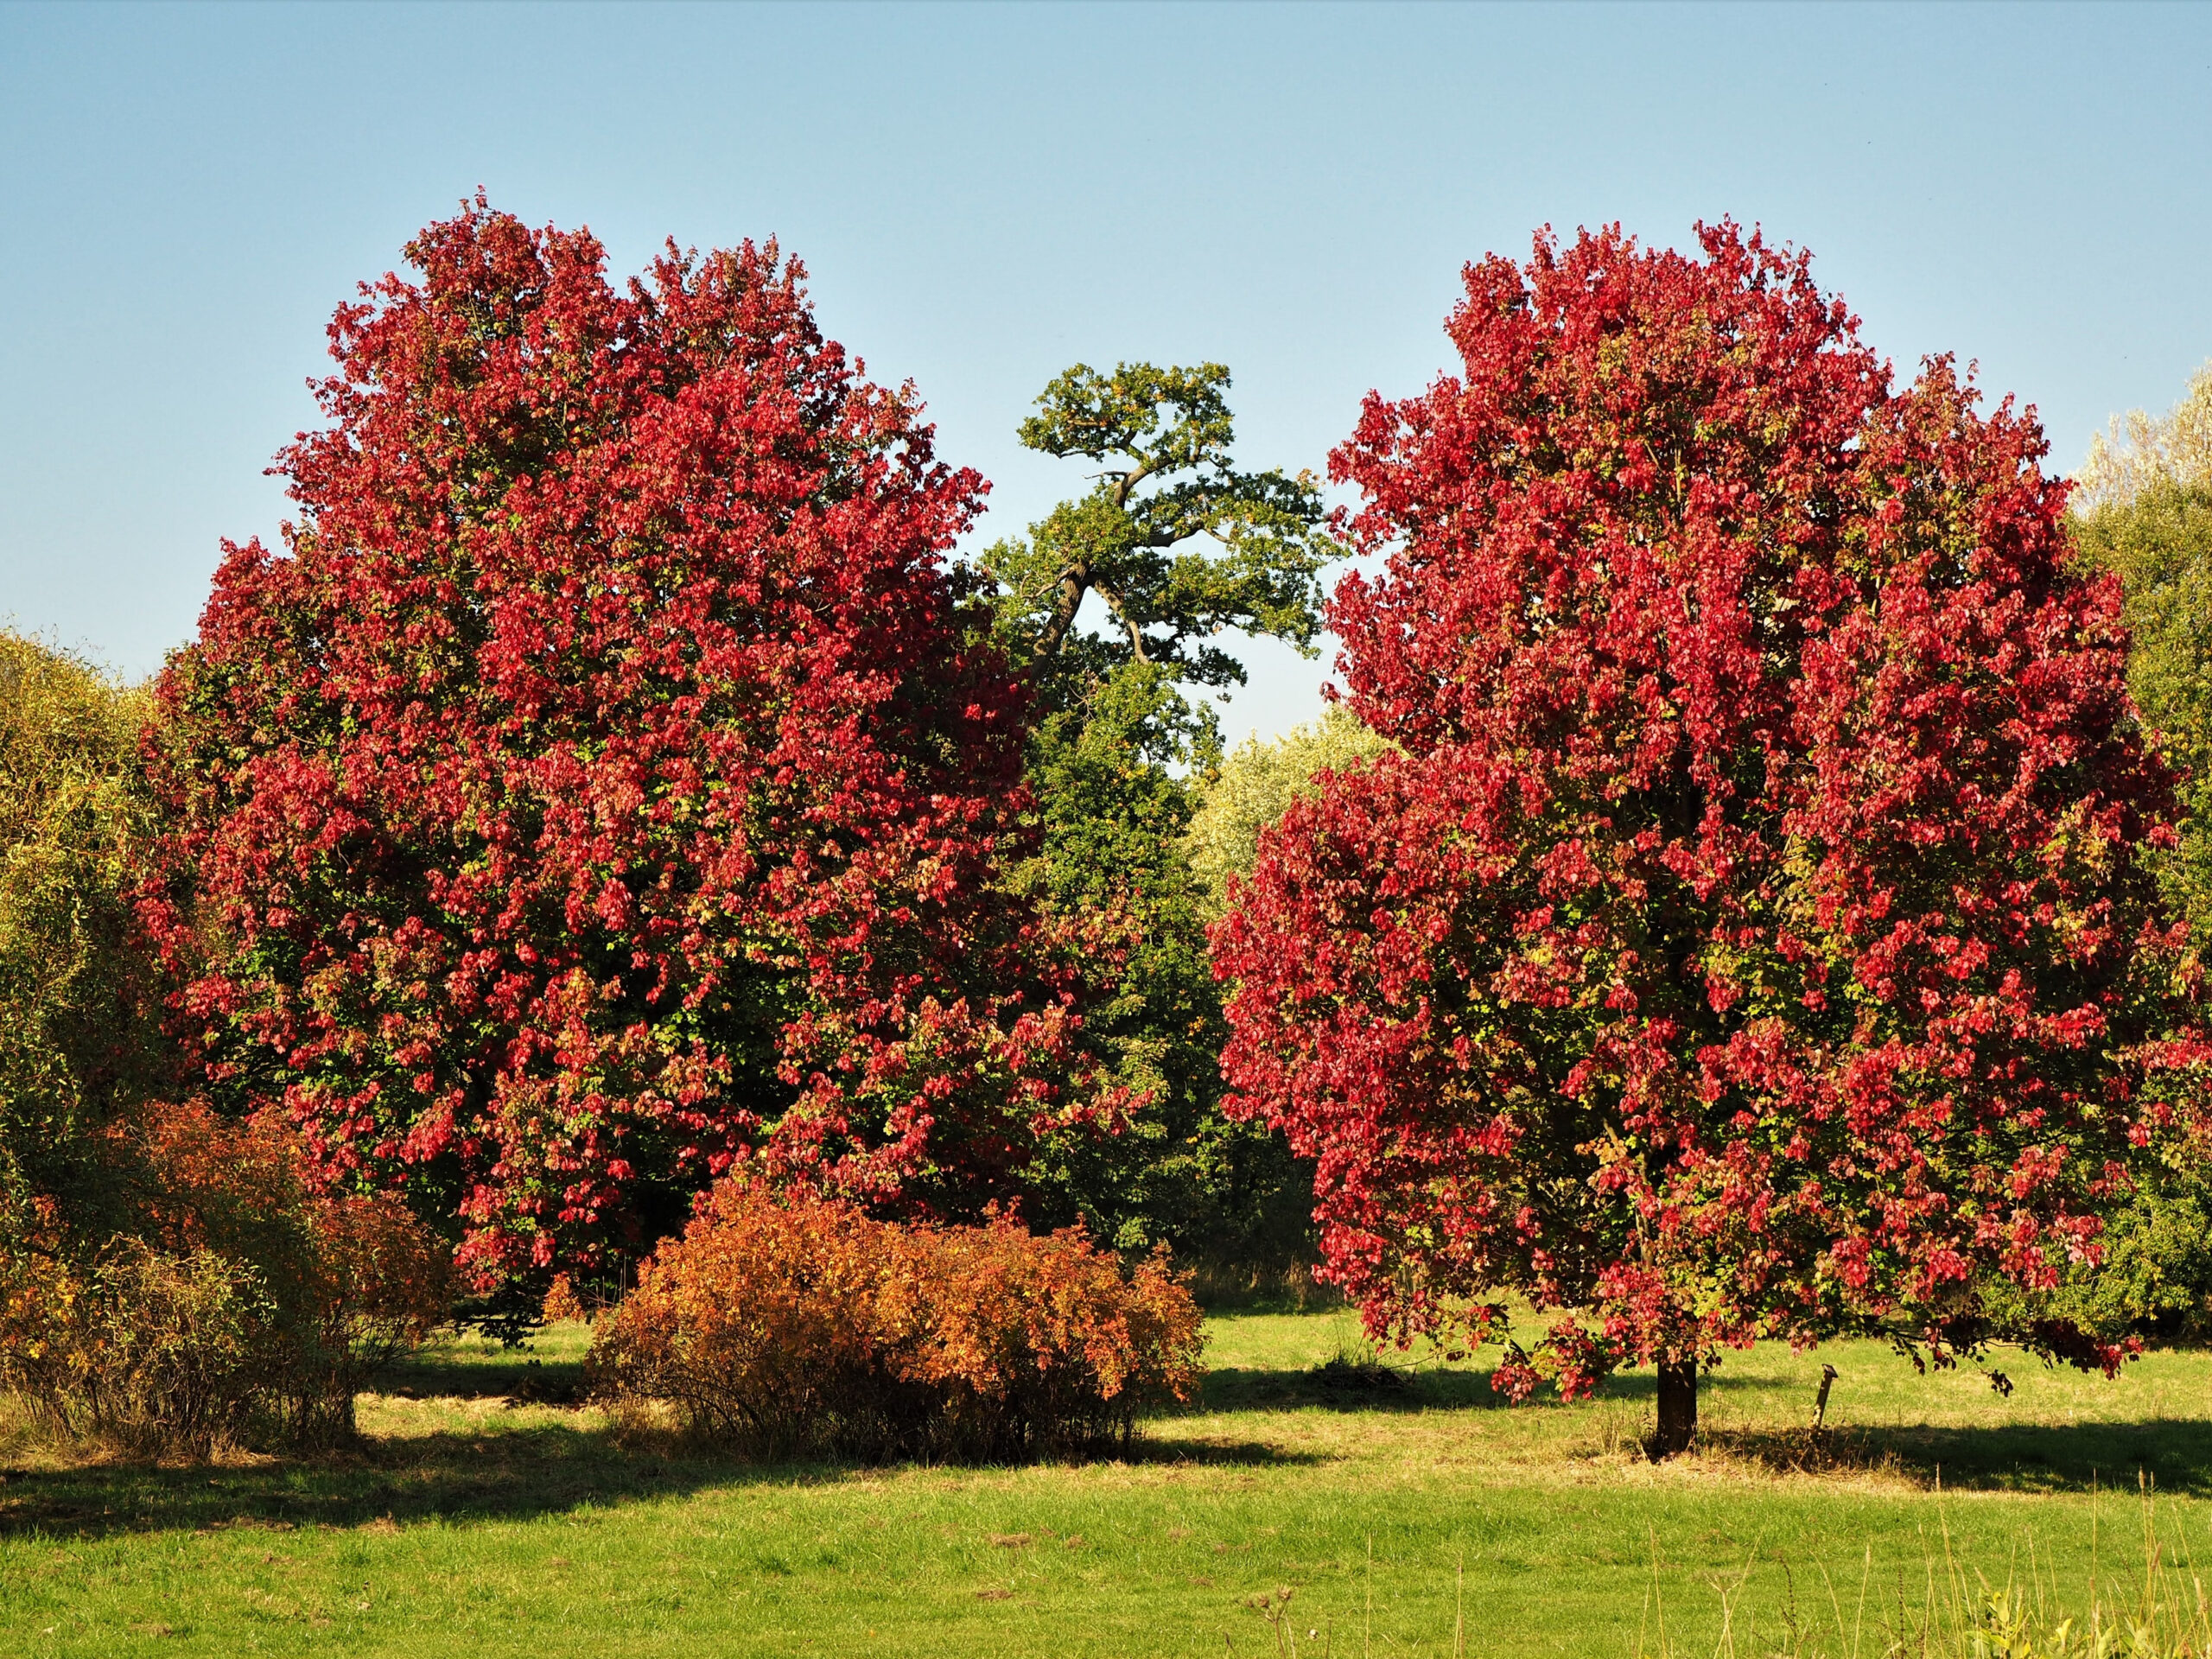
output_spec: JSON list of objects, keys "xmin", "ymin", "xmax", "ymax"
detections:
[
  {"xmin": 1653, "ymin": 1357, "xmax": 1698, "ymax": 1459},
  {"xmin": 1034, "ymin": 567, "xmax": 1089, "ymax": 659}
]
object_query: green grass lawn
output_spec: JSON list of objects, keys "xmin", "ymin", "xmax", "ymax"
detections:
[{"xmin": 6, "ymin": 1312, "xmax": 2212, "ymax": 1656}]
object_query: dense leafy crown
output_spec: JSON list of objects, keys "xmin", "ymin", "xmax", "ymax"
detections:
[
  {"xmin": 150, "ymin": 201, "xmax": 1106, "ymax": 1290},
  {"xmin": 1214, "ymin": 223, "xmax": 2205, "ymax": 1392}
]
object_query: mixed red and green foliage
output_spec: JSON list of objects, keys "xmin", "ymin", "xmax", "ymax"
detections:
[
  {"xmin": 1212, "ymin": 223, "xmax": 2210, "ymax": 1416},
  {"xmin": 149, "ymin": 202, "xmax": 1118, "ymax": 1298},
  {"xmin": 23, "ymin": 194, "xmax": 2212, "ymax": 1480},
  {"xmin": 582, "ymin": 1181, "xmax": 1203, "ymax": 1459}
]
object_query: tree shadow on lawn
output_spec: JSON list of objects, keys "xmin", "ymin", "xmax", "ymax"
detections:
[
  {"xmin": 1201, "ymin": 1362, "xmax": 1765, "ymax": 1414},
  {"xmin": 378, "ymin": 1345, "xmax": 587, "ymax": 1403},
  {"xmin": 1702, "ymin": 1417, "xmax": 2212, "ymax": 1497},
  {"xmin": 0, "ymin": 1419, "xmax": 758, "ymax": 1541},
  {"xmin": 0, "ymin": 1417, "xmax": 1308, "ymax": 1543},
  {"xmin": 1204, "ymin": 1363, "xmax": 2212, "ymax": 1493}
]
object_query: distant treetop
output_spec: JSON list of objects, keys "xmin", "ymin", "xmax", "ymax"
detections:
[
  {"xmin": 983, "ymin": 360, "xmax": 1332, "ymax": 739},
  {"xmin": 2075, "ymin": 359, "xmax": 2212, "ymax": 512}
]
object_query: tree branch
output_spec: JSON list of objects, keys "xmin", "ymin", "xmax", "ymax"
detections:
[
  {"xmin": 1093, "ymin": 582, "xmax": 1153, "ymax": 664},
  {"xmin": 1109, "ymin": 452, "xmax": 1166, "ymax": 510}
]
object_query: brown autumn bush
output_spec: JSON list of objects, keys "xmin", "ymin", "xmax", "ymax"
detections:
[
  {"xmin": 0, "ymin": 1101, "xmax": 452, "ymax": 1456},
  {"xmin": 0, "ymin": 1224, "xmax": 270, "ymax": 1459},
  {"xmin": 583, "ymin": 1181, "xmax": 1204, "ymax": 1461}
]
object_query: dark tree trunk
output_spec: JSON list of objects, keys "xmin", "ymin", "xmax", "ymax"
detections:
[{"xmin": 1653, "ymin": 1357, "xmax": 1698, "ymax": 1459}]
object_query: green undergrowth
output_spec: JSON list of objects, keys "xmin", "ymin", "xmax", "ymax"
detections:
[{"xmin": 6, "ymin": 1313, "xmax": 2212, "ymax": 1656}]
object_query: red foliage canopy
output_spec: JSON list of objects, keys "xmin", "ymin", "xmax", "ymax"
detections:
[
  {"xmin": 150, "ymin": 201, "xmax": 1106, "ymax": 1289},
  {"xmin": 1215, "ymin": 224, "xmax": 2205, "ymax": 1394}
]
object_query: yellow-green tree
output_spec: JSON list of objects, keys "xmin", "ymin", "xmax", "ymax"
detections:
[
  {"xmin": 1, "ymin": 634, "xmax": 454, "ymax": 1452},
  {"xmin": 2060, "ymin": 362, "xmax": 2212, "ymax": 1339},
  {"xmin": 1185, "ymin": 706, "xmax": 1395, "ymax": 918},
  {"xmin": 2070, "ymin": 359, "xmax": 2212, "ymax": 939},
  {"xmin": 2074, "ymin": 359, "xmax": 2212, "ymax": 515},
  {"xmin": 0, "ymin": 632, "xmax": 172, "ymax": 1217}
]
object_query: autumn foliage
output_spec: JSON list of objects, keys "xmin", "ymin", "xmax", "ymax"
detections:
[
  {"xmin": 583, "ymin": 1182, "xmax": 1203, "ymax": 1459},
  {"xmin": 1213, "ymin": 224, "xmax": 2209, "ymax": 1418},
  {"xmin": 149, "ymin": 200, "xmax": 1111, "ymax": 1293},
  {"xmin": 0, "ymin": 1100, "xmax": 449, "ymax": 1454},
  {"xmin": 3, "ymin": 637, "xmax": 445, "ymax": 1456}
]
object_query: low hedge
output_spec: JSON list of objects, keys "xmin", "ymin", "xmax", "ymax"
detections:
[{"xmin": 583, "ymin": 1182, "xmax": 1204, "ymax": 1461}]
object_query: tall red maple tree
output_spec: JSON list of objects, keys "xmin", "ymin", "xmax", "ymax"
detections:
[
  {"xmin": 1214, "ymin": 223, "xmax": 2207, "ymax": 1452},
  {"xmin": 149, "ymin": 201, "xmax": 1110, "ymax": 1293}
]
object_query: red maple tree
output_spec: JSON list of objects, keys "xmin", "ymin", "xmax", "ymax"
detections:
[
  {"xmin": 1213, "ymin": 223, "xmax": 2207, "ymax": 1451},
  {"xmin": 149, "ymin": 200, "xmax": 1114, "ymax": 1294}
]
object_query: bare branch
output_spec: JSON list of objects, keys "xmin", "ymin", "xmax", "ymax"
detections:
[{"xmin": 1109, "ymin": 452, "xmax": 1167, "ymax": 510}]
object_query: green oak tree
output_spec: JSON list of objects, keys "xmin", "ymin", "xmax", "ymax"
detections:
[
  {"xmin": 986, "ymin": 363, "xmax": 1332, "ymax": 1281},
  {"xmin": 985, "ymin": 362, "xmax": 1329, "ymax": 751}
]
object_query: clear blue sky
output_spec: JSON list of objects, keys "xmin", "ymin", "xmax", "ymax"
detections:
[{"xmin": 3, "ymin": 1, "xmax": 2207, "ymax": 743}]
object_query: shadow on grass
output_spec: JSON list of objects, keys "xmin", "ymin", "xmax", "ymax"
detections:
[
  {"xmin": 1201, "ymin": 1363, "xmax": 1765, "ymax": 1414},
  {"xmin": 0, "ymin": 1410, "xmax": 1313, "ymax": 1542},
  {"xmin": 1119, "ymin": 1434, "xmax": 1325, "ymax": 1469},
  {"xmin": 1701, "ymin": 1417, "xmax": 2212, "ymax": 1496},
  {"xmin": 379, "ymin": 1346, "xmax": 588, "ymax": 1403},
  {"xmin": 0, "ymin": 1420, "xmax": 765, "ymax": 1541}
]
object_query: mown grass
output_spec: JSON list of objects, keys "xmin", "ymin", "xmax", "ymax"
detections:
[{"xmin": 6, "ymin": 1312, "xmax": 2212, "ymax": 1656}]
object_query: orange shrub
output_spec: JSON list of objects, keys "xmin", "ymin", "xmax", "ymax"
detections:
[
  {"xmin": 0, "ymin": 1102, "xmax": 451, "ymax": 1454},
  {"xmin": 582, "ymin": 1183, "xmax": 929, "ymax": 1454},
  {"xmin": 127, "ymin": 1101, "xmax": 453, "ymax": 1442},
  {"xmin": 906, "ymin": 1221, "xmax": 1207, "ymax": 1456},
  {"xmin": 585, "ymin": 1182, "xmax": 1204, "ymax": 1460}
]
